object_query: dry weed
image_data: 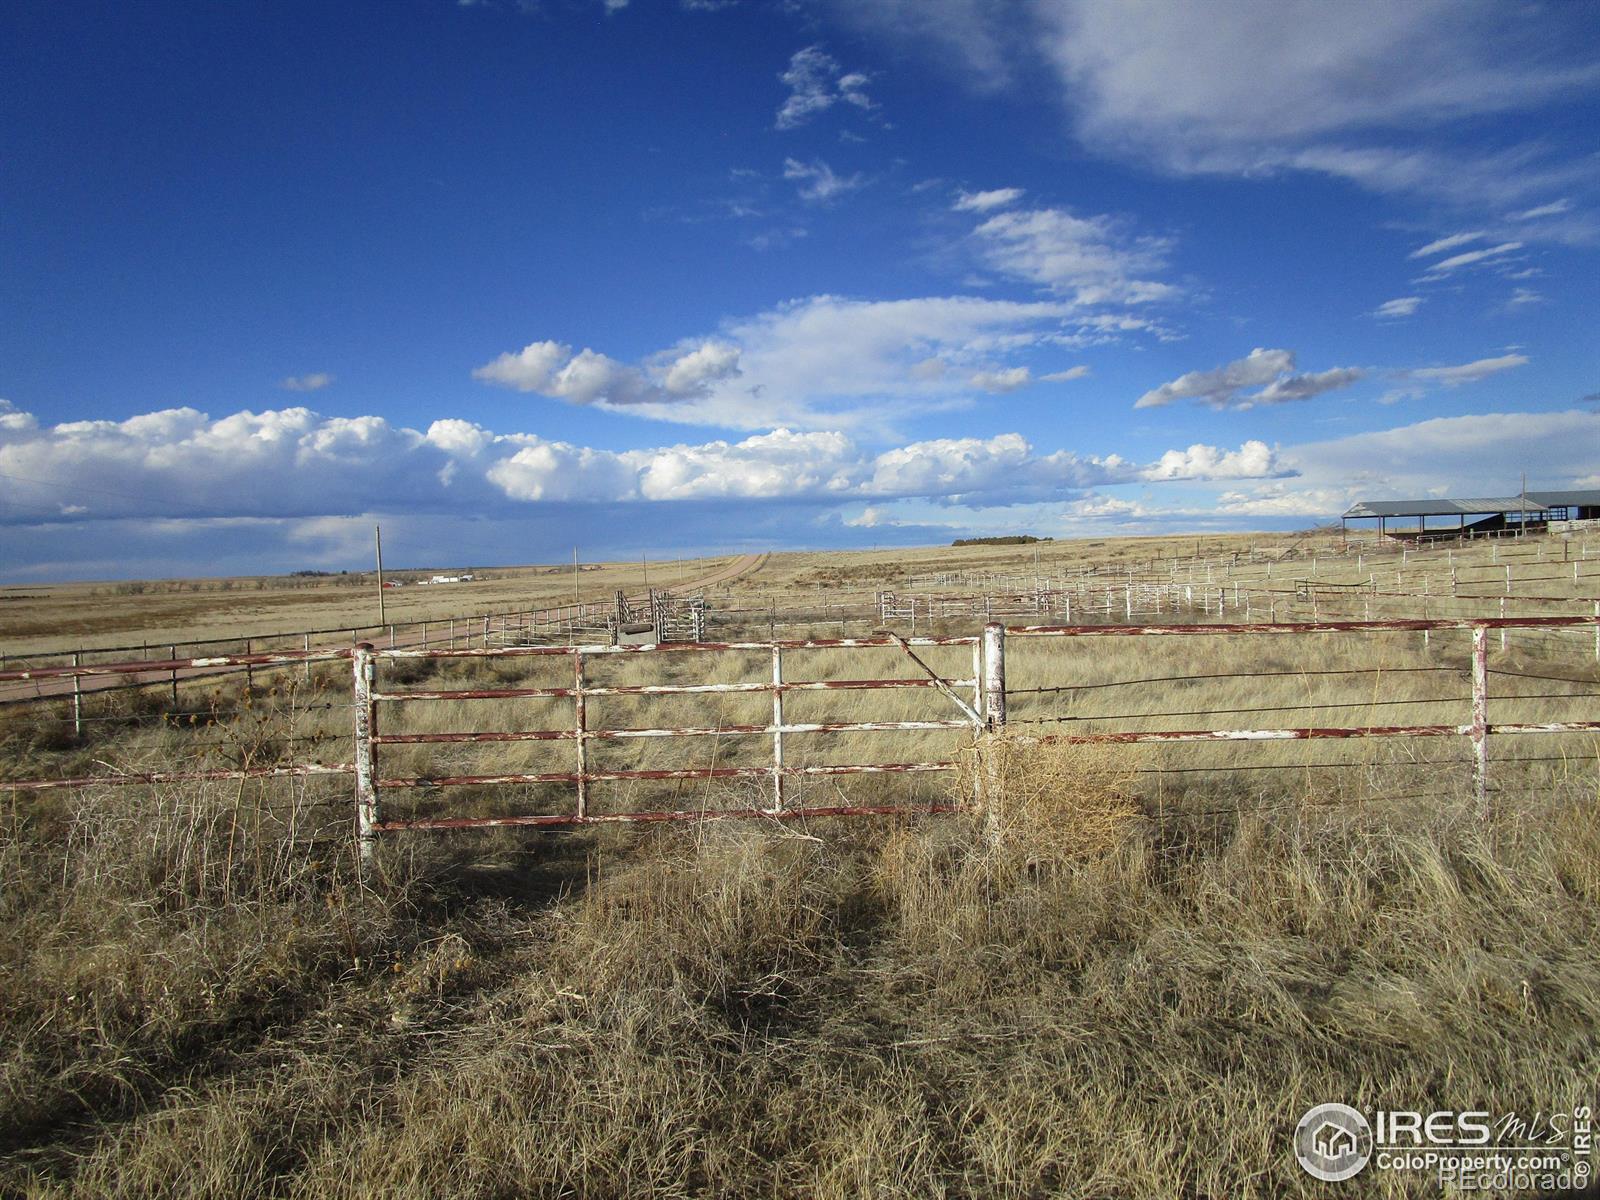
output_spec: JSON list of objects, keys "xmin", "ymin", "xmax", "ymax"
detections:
[{"xmin": 965, "ymin": 732, "xmax": 1144, "ymax": 866}]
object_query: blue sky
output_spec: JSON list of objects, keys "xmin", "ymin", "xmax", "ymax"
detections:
[{"xmin": 2, "ymin": 0, "xmax": 1597, "ymax": 579}]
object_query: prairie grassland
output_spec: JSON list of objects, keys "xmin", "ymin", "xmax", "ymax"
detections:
[
  {"xmin": 2, "ymin": 703, "xmax": 1598, "ymax": 1197},
  {"xmin": 7, "ymin": 524, "xmax": 1593, "ymax": 663},
  {"xmin": 0, "ymin": 555, "xmax": 730, "ymax": 655},
  {"xmin": 1, "ymin": 526, "xmax": 1321, "ymax": 658},
  {"xmin": 3, "ymin": 528, "xmax": 1599, "ymax": 1195}
]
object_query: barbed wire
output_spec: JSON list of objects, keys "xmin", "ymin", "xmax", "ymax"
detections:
[
  {"xmin": 1133, "ymin": 759, "xmax": 1469, "ymax": 775},
  {"xmin": 1145, "ymin": 789, "xmax": 1464, "ymax": 820},
  {"xmin": 1004, "ymin": 666, "xmax": 1460, "ymax": 697}
]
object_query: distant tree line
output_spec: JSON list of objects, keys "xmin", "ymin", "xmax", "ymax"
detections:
[{"xmin": 950, "ymin": 535, "xmax": 1054, "ymax": 547}]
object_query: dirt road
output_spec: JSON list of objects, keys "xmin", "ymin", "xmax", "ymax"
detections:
[{"xmin": 675, "ymin": 552, "xmax": 767, "ymax": 592}]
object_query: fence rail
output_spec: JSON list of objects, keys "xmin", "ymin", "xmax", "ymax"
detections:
[{"xmin": 5, "ymin": 616, "xmax": 1598, "ymax": 867}]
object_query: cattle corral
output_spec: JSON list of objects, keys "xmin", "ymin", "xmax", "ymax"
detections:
[
  {"xmin": 5, "ymin": 527, "xmax": 1599, "ymax": 825},
  {"xmin": 3, "ymin": 526, "xmax": 1599, "ymax": 1198}
]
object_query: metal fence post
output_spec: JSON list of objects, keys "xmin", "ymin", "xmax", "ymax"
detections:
[
  {"xmin": 353, "ymin": 644, "xmax": 379, "ymax": 869},
  {"xmin": 771, "ymin": 643, "xmax": 785, "ymax": 813},
  {"xmin": 970, "ymin": 638, "xmax": 985, "ymax": 726},
  {"xmin": 574, "ymin": 649, "xmax": 587, "ymax": 819},
  {"xmin": 71, "ymin": 651, "xmax": 82, "ymax": 738},
  {"xmin": 977, "ymin": 623, "xmax": 1007, "ymax": 825},
  {"xmin": 171, "ymin": 644, "xmax": 180, "ymax": 707},
  {"xmin": 1471, "ymin": 624, "xmax": 1489, "ymax": 815},
  {"xmin": 982, "ymin": 622, "xmax": 1006, "ymax": 730}
]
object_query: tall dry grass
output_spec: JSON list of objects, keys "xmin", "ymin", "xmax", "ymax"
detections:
[
  {"xmin": 4, "ymin": 712, "xmax": 1599, "ymax": 1197},
  {"xmin": 4, "ymin": 587, "xmax": 1599, "ymax": 1195}
]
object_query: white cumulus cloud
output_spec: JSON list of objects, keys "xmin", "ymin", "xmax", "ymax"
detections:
[
  {"xmin": 1134, "ymin": 348, "xmax": 1363, "ymax": 410},
  {"xmin": 0, "ymin": 401, "xmax": 1292, "ymax": 534},
  {"xmin": 474, "ymin": 294, "xmax": 1154, "ymax": 431},
  {"xmin": 1142, "ymin": 440, "xmax": 1282, "ymax": 481},
  {"xmin": 971, "ymin": 205, "xmax": 1177, "ymax": 306}
]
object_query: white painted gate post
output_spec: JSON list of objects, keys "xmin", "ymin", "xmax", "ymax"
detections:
[
  {"xmin": 770, "ymin": 644, "xmax": 785, "ymax": 813},
  {"xmin": 980, "ymin": 621, "xmax": 1008, "ymax": 828},
  {"xmin": 353, "ymin": 643, "xmax": 380, "ymax": 870},
  {"xmin": 573, "ymin": 649, "xmax": 588, "ymax": 819},
  {"xmin": 982, "ymin": 621, "xmax": 1006, "ymax": 731},
  {"xmin": 1471, "ymin": 625, "xmax": 1489, "ymax": 816}
]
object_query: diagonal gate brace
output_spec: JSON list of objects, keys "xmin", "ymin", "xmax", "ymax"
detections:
[{"xmin": 883, "ymin": 632, "xmax": 982, "ymax": 727}]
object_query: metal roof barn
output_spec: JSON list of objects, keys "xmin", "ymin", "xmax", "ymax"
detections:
[{"xmin": 1341, "ymin": 490, "xmax": 1600, "ymax": 537}]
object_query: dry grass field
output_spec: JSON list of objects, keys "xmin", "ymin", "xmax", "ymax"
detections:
[
  {"xmin": 3, "ymin": 526, "xmax": 1599, "ymax": 1196},
  {"xmin": 0, "ymin": 555, "xmax": 727, "ymax": 656}
]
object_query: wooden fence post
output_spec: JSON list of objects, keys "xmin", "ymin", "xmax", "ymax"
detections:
[
  {"xmin": 353, "ymin": 644, "xmax": 379, "ymax": 870},
  {"xmin": 1471, "ymin": 624, "xmax": 1489, "ymax": 815}
]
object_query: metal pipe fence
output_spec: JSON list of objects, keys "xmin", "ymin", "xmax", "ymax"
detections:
[{"xmin": 4, "ymin": 617, "xmax": 1597, "ymax": 869}]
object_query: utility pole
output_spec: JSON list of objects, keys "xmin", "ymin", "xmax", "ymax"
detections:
[
  {"xmin": 642, "ymin": 552, "xmax": 649, "ymax": 589},
  {"xmin": 572, "ymin": 546, "xmax": 579, "ymax": 607},
  {"xmin": 375, "ymin": 523, "xmax": 386, "ymax": 625}
]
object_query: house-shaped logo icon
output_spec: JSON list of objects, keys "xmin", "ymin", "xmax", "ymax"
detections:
[
  {"xmin": 1312, "ymin": 1121, "xmax": 1358, "ymax": 1161},
  {"xmin": 1295, "ymin": 1103, "xmax": 1373, "ymax": 1182}
]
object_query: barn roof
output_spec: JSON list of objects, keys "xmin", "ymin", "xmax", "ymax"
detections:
[
  {"xmin": 1342, "ymin": 497, "xmax": 1545, "ymax": 519},
  {"xmin": 1343, "ymin": 489, "xmax": 1600, "ymax": 519},
  {"xmin": 1526, "ymin": 489, "xmax": 1600, "ymax": 508}
]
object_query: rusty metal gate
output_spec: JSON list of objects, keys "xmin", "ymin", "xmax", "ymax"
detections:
[{"xmin": 351, "ymin": 632, "xmax": 989, "ymax": 862}]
